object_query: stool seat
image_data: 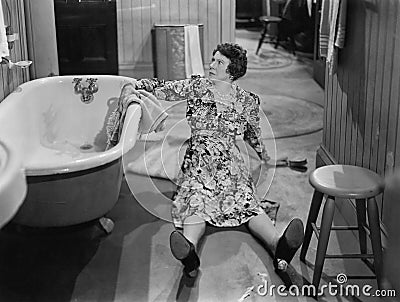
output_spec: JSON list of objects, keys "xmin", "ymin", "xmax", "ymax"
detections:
[
  {"xmin": 259, "ymin": 16, "xmax": 282, "ymax": 23},
  {"xmin": 309, "ymin": 165, "xmax": 384, "ymax": 199}
]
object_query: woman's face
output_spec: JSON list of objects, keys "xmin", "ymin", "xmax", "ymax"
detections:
[{"xmin": 209, "ymin": 51, "xmax": 231, "ymax": 83}]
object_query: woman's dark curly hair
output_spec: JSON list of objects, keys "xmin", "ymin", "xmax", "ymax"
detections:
[{"xmin": 212, "ymin": 43, "xmax": 247, "ymax": 81}]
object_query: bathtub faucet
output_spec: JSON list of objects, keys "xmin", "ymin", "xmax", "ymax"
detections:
[{"xmin": 73, "ymin": 78, "xmax": 98, "ymax": 104}]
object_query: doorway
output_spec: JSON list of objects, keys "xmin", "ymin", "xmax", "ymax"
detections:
[
  {"xmin": 54, "ymin": 0, "xmax": 118, "ymax": 75},
  {"xmin": 312, "ymin": 0, "xmax": 325, "ymax": 88}
]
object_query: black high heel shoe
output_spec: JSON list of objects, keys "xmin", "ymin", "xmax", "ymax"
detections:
[
  {"xmin": 170, "ymin": 231, "xmax": 200, "ymax": 278},
  {"xmin": 274, "ymin": 218, "xmax": 304, "ymax": 271}
]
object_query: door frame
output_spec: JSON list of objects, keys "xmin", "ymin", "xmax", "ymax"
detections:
[
  {"xmin": 24, "ymin": 0, "xmax": 59, "ymax": 79},
  {"xmin": 312, "ymin": 0, "xmax": 325, "ymax": 88}
]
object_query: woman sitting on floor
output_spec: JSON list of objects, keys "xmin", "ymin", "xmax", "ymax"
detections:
[{"xmin": 133, "ymin": 42, "xmax": 305, "ymax": 277}]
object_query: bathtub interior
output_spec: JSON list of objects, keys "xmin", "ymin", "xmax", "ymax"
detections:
[
  {"xmin": 32, "ymin": 80, "xmax": 120, "ymax": 152},
  {"xmin": 0, "ymin": 76, "xmax": 141, "ymax": 175}
]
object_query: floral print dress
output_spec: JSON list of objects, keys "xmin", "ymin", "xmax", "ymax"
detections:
[{"xmin": 137, "ymin": 77, "xmax": 271, "ymax": 228}]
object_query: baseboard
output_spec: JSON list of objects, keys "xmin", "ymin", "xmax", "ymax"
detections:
[
  {"xmin": 316, "ymin": 145, "xmax": 388, "ymax": 248},
  {"xmin": 316, "ymin": 144, "xmax": 337, "ymax": 167},
  {"xmin": 118, "ymin": 62, "xmax": 209, "ymax": 79},
  {"xmin": 118, "ymin": 62, "xmax": 155, "ymax": 79}
]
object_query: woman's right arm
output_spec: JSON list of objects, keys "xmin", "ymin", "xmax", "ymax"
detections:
[{"xmin": 135, "ymin": 78, "xmax": 192, "ymax": 102}]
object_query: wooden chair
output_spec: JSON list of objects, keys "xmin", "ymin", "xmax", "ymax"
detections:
[{"xmin": 255, "ymin": 16, "xmax": 282, "ymax": 55}]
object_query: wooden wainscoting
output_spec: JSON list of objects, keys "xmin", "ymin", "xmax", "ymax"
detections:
[
  {"xmin": 0, "ymin": 0, "xmax": 29, "ymax": 100},
  {"xmin": 117, "ymin": 0, "xmax": 236, "ymax": 78},
  {"xmin": 322, "ymin": 0, "xmax": 400, "ymax": 229}
]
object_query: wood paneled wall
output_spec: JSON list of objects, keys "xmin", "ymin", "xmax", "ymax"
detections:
[
  {"xmin": 0, "ymin": 0, "xmax": 29, "ymax": 101},
  {"xmin": 117, "ymin": 0, "xmax": 235, "ymax": 77},
  {"xmin": 322, "ymin": 0, "xmax": 400, "ymax": 228}
]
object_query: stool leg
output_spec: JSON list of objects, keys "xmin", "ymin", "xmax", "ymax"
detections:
[
  {"xmin": 355, "ymin": 199, "xmax": 367, "ymax": 259},
  {"xmin": 289, "ymin": 36, "xmax": 296, "ymax": 56},
  {"xmin": 256, "ymin": 22, "xmax": 268, "ymax": 55},
  {"xmin": 274, "ymin": 33, "xmax": 280, "ymax": 50},
  {"xmin": 367, "ymin": 197, "xmax": 384, "ymax": 289},
  {"xmin": 274, "ymin": 22, "xmax": 281, "ymax": 50},
  {"xmin": 312, "ymin": 196, "xmax": 335, "ymax": 291},
  {"xmin": 300, "ymin": 190, "xmax": 324, "ymax": 262}
]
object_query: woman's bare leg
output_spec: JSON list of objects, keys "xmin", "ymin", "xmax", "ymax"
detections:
[
  {"xmin": 182, "ymin": 215, "xmax": 206, "ymax": 250},
  {"xmin": 248, "ymin": 212, "xmax": 279, "ymax": 254}
]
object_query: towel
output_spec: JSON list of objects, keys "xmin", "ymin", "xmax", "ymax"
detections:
[
  {"xmin": 319, "ymin": 0, "xmax": 347, "ymax": 72},
  {"xmin": 105, "ymin": 83, "xmax": 168, "ymax": 150},
  {"xmin": 126, "ymin": 135, "xmax": 264, "ymax": 184},
  {"xmin": 0, "ymin": 1, "xmax": 9, "ymax": 57},
  {"xmin": 319, "ymin": 0, "xmax": 332, "ymax": 58},
  {"xmin": 184, "ymin": 25, "xmax": 204, "ymax": 78},
  {"xmin": 307, "ymin": 0, "xmax": 312, "ymax": 17},
  {"xmin": 334, "ymin": 0, "xmax": 347, "ymax": 49},
  {"xmin": 126, "ymin": 135, "xmax": 188, "ymax": 181}
]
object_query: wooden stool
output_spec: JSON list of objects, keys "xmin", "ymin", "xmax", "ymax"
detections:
[
  {"xmin": 300, "ymin": 165, "xmax": 384, "ymax": 290},
  {"xmin": 256, "ymin": 16, "xmax": 282, "ymax": 55}
]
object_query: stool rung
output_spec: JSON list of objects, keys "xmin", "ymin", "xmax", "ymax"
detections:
[
  {"xmin": 311, "ymin": 223, "xmax": 360, "ymax": 239},
  {"xmin": 262, "ymin": 38, "xmax": 276, "ymax": 43},
  {"xmin": 329, "ymin": 226, "xmax": 359, "ymax": 230},
  {"xmin": 314, "ymin": 224, "xmax": 360, "ymax": 231},
  {"xmin": 325, "ymin": 253, "xmax": 374, "ymax": 259}
]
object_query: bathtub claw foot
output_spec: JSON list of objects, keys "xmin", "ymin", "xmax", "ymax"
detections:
[{"xmin": 99, "ymin": 217, "xmax": 114, "ymax": 234}]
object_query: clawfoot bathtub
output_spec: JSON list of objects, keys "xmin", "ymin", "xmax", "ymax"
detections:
[{"xmin": 0, "ymin": 75, "xmax": 141, "ymax": 230}]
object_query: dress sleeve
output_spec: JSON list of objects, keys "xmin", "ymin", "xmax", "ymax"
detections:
[
  {"xmin": 135, "ymin": 77, "xmax": 194, "ymax": 102},
  {"xmin": 243, "ymin": 92, "xmax": 270, "ymax": 162}
]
